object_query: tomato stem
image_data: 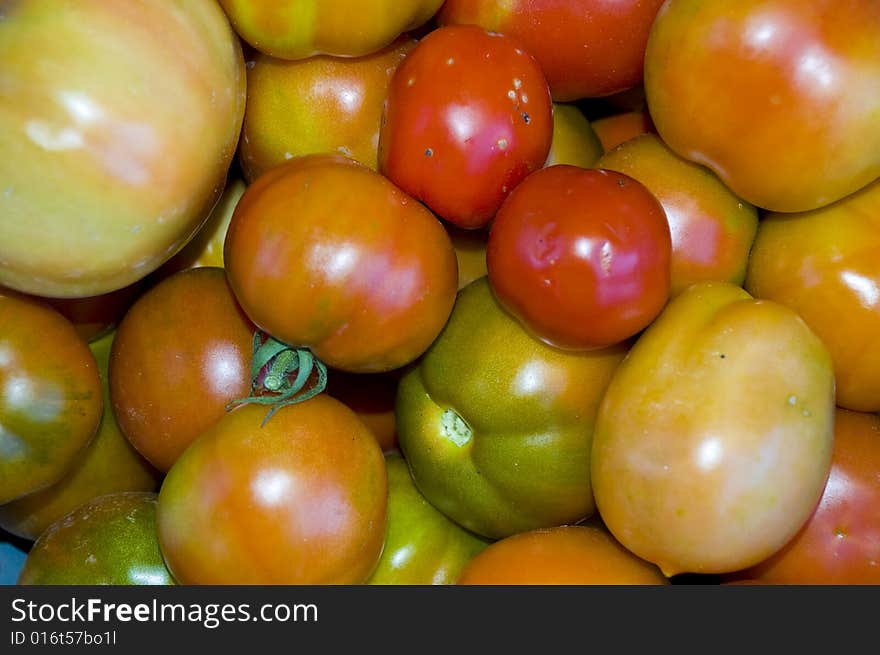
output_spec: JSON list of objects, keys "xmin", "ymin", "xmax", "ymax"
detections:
[{"xmin": 225, "ymin": 330, "xmax": 328, "ymax": 426}]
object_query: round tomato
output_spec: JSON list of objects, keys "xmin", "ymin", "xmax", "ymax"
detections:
[
  {"xmin": 17, "ymin": 492, "xmax": 174, "ymax": 585},
  {"xmin": 157, "ymin": 397, "xmax": 388, "ymax": 584},
  {"xmin": 644, "ymin": 0, "xmax": 880, "ymax": 213},
  {"xmin": 378, "ymin": 25, "xmax": 553, "ymax": 229},
  {"xmin": 745, "ymin": 178, "xmax": 880, "ymax": 413},
  {"xmin": 110, "ymin": 267, "xmax": 255, "ymax": 472},
  {"xmin": 544, "ymin": 103, "xmax": 603, "ymax": 169},
  {"xmin": 367, "ymin": 451, "xmax": 489, "ymax": 585},
  {"xmin": 240, "ymin": 37, "xmax": 415, "ymax": 181},
  {"xmin": 45, "ymin": 282, "xmax": 144, "ymax": 344},
  {"xmin": 0, "ymin": 0, "xmax": 246, "ymax": 298},
  {"xmin": 456, "ymin": 524, "xmax": 668, "ymax": 585},
  {"xmin": 592, "ymin": 282, "xmax": 836, "ymax": 576},
  {"xmin": 217, "ymin": 0, "xmax": 442, "ymax": 59},
  {"xmin": 591, "ymin": 111, "xmax": 656, "ymax": 153},
  {"xmin": 596, "ymin": 134, "xmax": 759, "ymax": 297},
  {"xmin": 0, "ymin": 330, "xmax": 159, "ymax": 541},
  {"xmin": 0, "ymin": 291, "xmax": 103, "ymax": 504},
  {"xmin": 224, "ymin": 154, "xmax": 458, "ymax": 373},
  {"xmin": 438, "ymin": 0, "xmax": 666, "ymax": 102},
  {"xmin": 739, "ymin": 408, "xmax": 880, "ymax": 585},
  {"xmin": 396, "ymin": 277, "xmax": 628, "ymax": 539},
  {"xmin": 487, "ymin": 166, "xmax": 671, "ymax": 350}
]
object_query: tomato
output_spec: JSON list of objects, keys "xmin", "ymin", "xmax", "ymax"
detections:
[
  {"xmin": 591, "ymin": 110, "xmax": 656, "ymax": 153},
  {"xmin": 0, "ymin": 330, "xmax": 159, "ymax": 541},
  {"xmin": 745, "ymin": 178, "xmax": 880, "ymax": 412},
  {"xmin": 438, "ymin": 0, "xmax": 666, "ymax": 102},
  {"xmin": 596, "ymin": 134, "xmax": 759, "ymax": 297},
  {"xmin": 396, "ymin": 277, "xmax": 628, "ymax": 539},
  {"xmin": 378, "ymin": 25, "xmax": 553, "ymax": 229},
  {"xmin": 17, "ymin": 492, "xmax": 174, "ymax": 585},
  {"xmin": 644, "ymin": 0, "xmax": 880, "ymax": 213},
  {"xmin": 0, "ymin": 0, "xmax": 246, "ymax": 298},
  {"xmin": 544, "ymin": 103, "xmax": 603, "ymax": 169},
  {"xmin": 157, "ymin": 397, "xmax": 387, "ymax": 584},
  {"xmin": 217, "ymin": 0, "xmax": 442, "ymax": 59},
  {"xmin": 240, "ymin": 37, "xmax": 415, "ymax": 182},
  {"xmin": 447, "ymin": 225, "xmax": 490, "ymax": 291},
  {"xmin": 45, "ymin": 282, "xmax": 144, "ymax": 344},
  {"xmin": 367, "ymin": 452, "xmax": 489, "ymax": 584},
  {"xmin": 224, "ymin": 154, "xmax": 458, "ymax": 373},
  {"xmin": 110, "ymin": 267, "xmax": 255, "ymax": 472},
  {"xmin": 456, "ymin": 524, "xmax": 668, "ymax": 585},
  {"xmin": 591, "ymin": 282, "xmax": 836, "ymax": 576},
  {"xmin": 487, "ymin": 166, "xmax": 671, "ymax": 350},
  {"xmin": 0, "ymin": 291, "xmax": 103, "ymax": 504},
  {"xmin": 326, "ymin": 369, "xmax": 401, "ymax": 452},
  {"xmin": 740, "ymin": 409, "xmax": 880, "ymax": 585}
]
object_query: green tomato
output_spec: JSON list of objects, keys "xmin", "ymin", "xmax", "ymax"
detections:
[
  {"xmin": 368, "ymin": 451, "xmax": 489, "ymax": 585},
  {"xmin": 395, "ymin": 277, "xmax": 628, "ymax": 539}
]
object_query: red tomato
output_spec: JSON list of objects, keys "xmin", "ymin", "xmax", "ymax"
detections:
[
  {"xmin": 742, "ymin": 409, "xmax": 880, "ymax": 585},
  {"xmin": 487, "ymin": 166, "xmax": 671, "ymax": 350},
  {"xmin": 378, "ymin": 25, "xmax": 553, "ymax": 229},
  {"xmin": 224, "ymin": 154, "xmax": 459, "ymax": 373},
  {"xmin": 438, "ymin": 0, "xmax": 666, "ymax": 102},
  {"xmin": 110, "ymin": 267, "xmax": 255, "ymax": 472},
  {"xmin": 644, "ymin": 0, "xmax": 880, "ymax": 213},
  {"xmin": 157, "ymin": 397, "xmax": 388, "ymax": 584}
]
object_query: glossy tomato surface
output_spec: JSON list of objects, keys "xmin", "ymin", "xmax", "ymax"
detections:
[
  {"xmin": 596, "ymin": 134, "xmax": 758, "ymax": 296},
  {"xmin": 456, "ymin": 524, "xmax": 668, "ymax": 585},
  {"xmin": 240, "ymin": 38, "xmax": 414, "ymax": 181},
  {"xmin": 742, "ymin": 409, "xmax": 880, "ymax": 585},
  {"xmin": 18, "ymin": 492, "xmax": 174, "ymax": 585},
  {"xmin": 745, "ymin": 178, "xmax": 880, "ymax": 412},
  {"xmin": 0, "ymin": 331, "xmax": 159, "ymax": 541},
  {"xmin": 644, "ymin": 0, "xmax": 880, "ymax": 212},
  {"xmin": 110, "ymin": 267, "xmax": 255, "ymax": 472},
  {"xmin": 217, "ymin": 0, "xmax": 442, "ymax": 59},
  {"xmin": 438, "ymin": 0, "xmax": 666, "ymax": 101},
  {"xmin": 224, "ymin": 154, "xmax": 458, "ymax": 373},
  {"xmin": 396, "ymin": 277, "xmax": 628, "ymax": 539},
  {"xmin": 0, "ymin": 291, "xmax": 103, "ymax": 504},
  {"xmin": 0, "ymin": 0, "xmax": 246, "ymax": 297},
  {"xmin": 487, "ymin": 166, "xmax": 671, "ymax": 350},
  {"xmin": 592, "ymin": 282, "xmax": 836, "ymax": 576},
  {"xmin": 378, "ymin": 25, "xmax": 553, "ymax": 229},
  {"xmin": 157, "ymin": 397, "xmax": 388, "ymax": 585}
]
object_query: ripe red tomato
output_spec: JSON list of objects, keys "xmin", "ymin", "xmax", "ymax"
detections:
[
  {"xmin": 438, "ymin": 0, "xmax": 666, "ymax": 102},
  {"xmin": 378, "ymin": 25, "xmax": 553, "ymax": 229},
  {"xmin": 224, "ymin": 154, "xmax": 458, "ymax": 373},
  {"xmin": 487, "ymin": 166, "xmax": 671, "ymax": 350},
  {"xmin": 157, "ymin": 397, "xmax": 388, "ymax": 584},
  {"xmin": 110, "ymin": 267, "xmax": 255, "ymax": 472},
  {"xmin": 644, "ymin": 0, "xmax": 880, "ymax": 213}
]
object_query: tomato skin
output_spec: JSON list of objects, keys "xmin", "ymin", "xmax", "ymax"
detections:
[
  {"xmin": 217, "ymin": 0, "xmax": 442, "ymax": 59},
  {"xmin": 591, "ymin": 282, "xmax": 836, "ymax": 576},
  {"xmin": 591, "ymin": 111, "xmax": 656, "ymax": 153},
  {"xmin": 0, "ymin": 331, "xmax": 159, "ymax": 541},
  {"xmin": 45, "ymin": 282, "xmax": 144, "ymax": 344},
  {"xmin": 0, "ymin": 0, "xmax": 246, "ymax": 298},
  {"xmin": 326, "ymin": 369, "xmax": 401, "ymax": 452},
  {"xmin": 596, "ymin": 134, "xmax": 759, "ymax": 297},
  {"xmin": 110, "ymin": 267, "xmax": 255, "ymax": 472},
  {"xmin": 378, "ymin": 25, "xmax": 553, "ymax": 229},
  {"xmin": 17, "ymin": 492, "xmax": 174, "ymax": 585},
  {"xmin": 745, "ymin": 179, "xmax": 880, "ymax": 412},
  {"xmin": 644, "ymin": 0, "xmax": 880, "ymax": 213},
  {"xmin": 367, "ymin": 452, "xmax": 489, "ymax": 585},
  {"xmin": 396, "ymin": 277, "xmax": 628, "ymax": 540},
  {"xmin": 157, "ymin": 397, "xmax": 388, "ymax": 585},
  {"xmin": 438, "ymin": 0, "xmax": 666, "ymax": 102},
  {"xmin": 741, "ymin": 409, "xmax": 880, "ymax": 585},
  {"xmin": 487, "ymin": 166, "xmax": 671, "ymax": 350},
  {"xmin": 544, "ymin": 103, "xmax": 603, "ymax": 169},
  {"xmin": 224, "ymin": 154, "xmax": 459, "ymax": 373},
  {"xmin": 457, "ymin": 524, "xmax": 668, "ymax": 585},
  {"xmin": 0, "ymin": 292, "xmax": 103, "ymax": 504},
  {"xmin": 240, "ymin": 38, "xmax": 415, "ymax": 181}
]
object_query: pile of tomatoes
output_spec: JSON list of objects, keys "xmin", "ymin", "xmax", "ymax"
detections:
[{"xmin": 1, "ymin": 0, "xmax": 879, "ymax": 586}]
